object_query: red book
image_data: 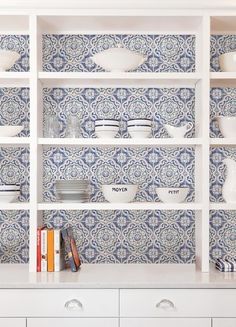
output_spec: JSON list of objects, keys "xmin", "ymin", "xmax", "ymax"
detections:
[{"xmin": 37, "ymin": 227, "xmax": 44, "ymax": 272}]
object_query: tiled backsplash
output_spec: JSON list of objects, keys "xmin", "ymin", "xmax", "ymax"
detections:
[
  {"xmin": 43, "ymin": 146, "xmax": 195, "ymax": 203},
  {"xmin": 210, "ymin": 35, "xmax": 236, "ymax": 72},
  {"xmin": 42, "ymin": 34, "xmax": 195, "ymax": 72},
  {"xmin": 43, "ymin": 87, "xmax": 195, "ymax": 138},
  {"xmin": 0, "ymin": 210, "xmax": 29, "ymax": 263},
  {"xmin": 43, "ymin": 210, "xmax": 195, "ymax": 264},
  {"xmin": 0, "ymin": 35, "xmax": 29, "ymax": 72}
]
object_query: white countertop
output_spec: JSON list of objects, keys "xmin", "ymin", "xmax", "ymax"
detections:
[{"xmin": 1, "ymin": 264, "xmax": 236, "ymax": 289}]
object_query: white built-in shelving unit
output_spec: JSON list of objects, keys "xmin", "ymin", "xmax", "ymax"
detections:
[{"xmin": 1, "ymin": 9, "xmax": 236, "ymax": 273}]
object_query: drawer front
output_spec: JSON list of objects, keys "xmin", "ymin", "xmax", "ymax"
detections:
[
  {"xmin": 0, "ymin": 318, "xmax": 26, "ymax": 327},
  {"xmin": 28, "ymin": 318, "xmax": 119, "ymax": 327},
  {"xmin": 120, "ymin": 289, "xmax": 236, "ymax": 317},
  {"xmin": 213, "ymin": 319, "xmax": 236, "ymax": 327},
  {"xmin": 0, "ymin": 289, "xmax": 118, "ymax": 317},
  {"xmin": 120, "ymin": 318, "xmax": 211, "ymax": 327}
]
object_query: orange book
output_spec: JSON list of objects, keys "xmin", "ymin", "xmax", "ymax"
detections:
[{"xmin": 47, "ymin": 229, "xmax": 54, "ymax": 272}]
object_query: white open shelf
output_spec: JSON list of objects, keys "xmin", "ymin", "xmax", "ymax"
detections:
[
  {"xmin": 39, "ymin": 138, "xmax": 203, "ymax": 146},
  {"xmin": 38, "ymin": 202, "xmax": 202, "ymax": 211},
  {"xmin": 210, "ymin": 138, "xmax": 236, "ymax": 146},
  {"xmin": 0, "ymin": 137, "xmax": 30, "ymax": 145},
  {"xmin": 210, "ymin": 203, "xmax": 236, "ymax": 210},
  {"xmin": 0, "ymin": 203, "xmax": 30, "ymax": 210},
  {"xmin": 0, "ymin": 72, "xmax": 30, "ymax": 87}
]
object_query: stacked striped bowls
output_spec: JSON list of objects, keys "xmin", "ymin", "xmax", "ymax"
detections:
[
  {"xmin": 127, "ymin": 119, "xmax": 152, "ymax": 138},
  {"xmin": 95, "ymin": 119, "xmax": 119, "ymax": 138},
  {"xmin": 0, "ymin": 184, "xmax": 20, "ymax": 203},
  {"xmin": 56, "ymin": 180, "xmax": 90, "ymax": 203}
]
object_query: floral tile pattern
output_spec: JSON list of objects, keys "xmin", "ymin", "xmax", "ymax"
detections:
[
  {"xmin": 210, "ymin": 210, "xmax": 236, "ymax": 262},
  {"xmin": 43, "ymin": 87, "xmax": 195, "ymax": 138},
  {"xmin": 43, "ymin": 34, "xmax": 195, "ymax": 72},
  {"xmin": 210, "ymin": 35, "xmax": 236, "ymax": 72},
  {"xmin": 43, "ymin": 210, "xmax": 195, "ymax": 264},
  {"xmin": 0, "ymin": 210, "xmax": 29, "ymax": 263},
  {"xmin": 0, "ymin": 88, "xmax": 30, "ymax": 137},
  {"xmin": 210, "ymin": 88, "xmax": 236, "ymax": 138},
  {"xmin": 0, "ymin": 147, "xmax": 30, "ymax": 202},
  {"xmin": 0, "ymin": 35, "xmax": 29, "ymax": 72},
  {"xmin": 43, "ymin": 146, "xmax": 195, "ymax": 203}
]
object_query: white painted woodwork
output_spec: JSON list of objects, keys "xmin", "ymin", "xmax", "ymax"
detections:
[
  {"xmin": 120, "ymin": 289, "xmax": 236, "ymax": 317},
  {"xmin": 27, "ymin": 318, "xmax": 119, "ymax": 327},
  {"xmin": 0, "ymin": 289, "xmax": 118, "ymax": 317},
  {"xmin": 0, "ymin": 318, "xmax": 26, "ymax": 327},
  {"xmin": 120, "ymin": 318, "xmax": 211, "ymax": 327},
  {"xmin": 213, "ymin": 319, "xmax": 236, "ymax": 327}
]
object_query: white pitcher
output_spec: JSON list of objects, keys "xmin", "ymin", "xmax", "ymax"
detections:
[
  {"xmin": 222, "ymin": 158, "xmax": 236, "ymax": 203},
  {"xmin": 164, "ymin": 122, "xmax": 193, "ymax": 138}
]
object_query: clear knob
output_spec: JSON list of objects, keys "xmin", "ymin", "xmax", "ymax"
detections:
[
  {"xmin": 156, "ymin": 299, "xmax": 175, "ymax": 311},
  {"xmin": 64, "ymin": 299, "xmax": 83, "ymax": 311}
]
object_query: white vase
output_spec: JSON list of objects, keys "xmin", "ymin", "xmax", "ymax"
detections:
[{"xmin": 222, "ymin": 158, "xmax": 236, "ymax": 203}]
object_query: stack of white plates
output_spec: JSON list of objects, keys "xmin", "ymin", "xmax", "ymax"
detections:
[
  {"xmin": 127, "ymin": 119, "xmax": 152, "ymax": 138},
  {"xmin": 55, "ymin": 180, "xmax": 90, "ymax": 203},
  {"xmin": 0, "ymin": 185, "xmax": 20, "ymax": 203},
  {"xmin": 95, "ymin": 119, "xmax": 119, "ymax": 138}
]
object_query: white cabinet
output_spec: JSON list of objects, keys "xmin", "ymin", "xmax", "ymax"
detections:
[
  {"xmin": 27, "ymin": 318, "xmax": 119, "ymax": 327},
  {"xmin": 0, "ymin": 318, "xmax": 26, "ymax": 327},
  {"xmin": 213, "ymin": 319, "xmax": 236, "ymax": 327},
  {"xmin": 0, "ymin": 289, "xmax": 118, "ymax": 317},
  {"xmin": 120, "ymin": 318, "xmax": 211, "ymax": 327}
]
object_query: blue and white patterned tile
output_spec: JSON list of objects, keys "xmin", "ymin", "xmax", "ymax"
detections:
[
  {"xmin": 43, "ymin": 34, "xmax": 195, "ymax": 73},
  {"xmin": 0, "ymin": 88, "xmax": 30, "ymax": 137},
  {"xmin": 43, "ymin": 146, "xmax": 195, "ymax": 203},
  {"xmin": 43, "ymin": 87, "xmax": 195, "ymax": 138},
  {"xmin": 0, "ymin": 210, "xmax": 29, "ymax": 263},
  {"xmin": 210, "ymin": 35, "xmax": 236, "ymax": 72},
  {"xmin": 210, "ymin": 88, "xmax": 236, "ymax": 138},
  {"xmin": 0, "ymin": 147, "xmax": 30, "ymax": 201},
  {"xmin": 43, "ymin": 210, "xmax": 195, "ymax": 264},
  {"xmin": 210, "ymin": 210, "xmax": 236, "ymax": 262},
  {"xmin": 0, "ymin": 35, "xmax": 29, "ymax": 72}
]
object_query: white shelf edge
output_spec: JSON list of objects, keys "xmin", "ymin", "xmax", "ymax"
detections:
[
  {"xmin": 210, "ymin": 72, "xmax": 236, "ymax": 79},
  {"xmin": 0, "ymin": 72, "xmax": 30, "ymax": 79},
  {"xmin": 0, "ymin": 137, "xmax": 30, "ymax": 145},
  {"xmin": 210, "ymin": 203, "xmax": 236, "ymax": 210},
  {"xmin": 38, "ymin": 202, "xmax": 202, "ymax": 211},
  {"xmin": 210, "ymin": 138, "xmax": 236, "ymax": 146},
  {"xmin": 38, "ymin": 137, "xmax": 203, "ymax": 146},
  {"xmin": 0, "ymin": 203, "xmax": 31, "ymax": 210}
]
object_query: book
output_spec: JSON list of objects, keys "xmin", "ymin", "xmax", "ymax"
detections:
[
  {"xmin": 54, "ymin": 229, "xmax": 64, "ymax": 272},
  {"xmin": 47, "ymin": 229, "xmax": 54, "ymax": 272},
  {"xmin": 37, "ymin": 226, "xmax": 44, "ymax": 272},
  {"xmin": 61, "ymin": 228, "xmax": 78, "ymax": 272},
  {"xmin": 41, "ymin": 229, "xmax": 48, "ymax": 272},
  {"xmin": 67, "ymin": 227, "xmax": 81, "ymax": 270}
]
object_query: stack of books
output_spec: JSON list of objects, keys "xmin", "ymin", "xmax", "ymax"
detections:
[
  {"xmin": 215, "ymin": 258, "xmax": 236, "ymax": 272},
  {"xmin": 37, "ymin": 227, "xmax": 81, "ymax": 272}
]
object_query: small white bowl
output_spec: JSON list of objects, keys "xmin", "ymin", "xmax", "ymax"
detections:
[
  {"xmin": 95, "ymin": 120, "xmax": 119, "ymax": 126},
  {"xmin": 102, "ymin": 184, "xmax": 138, "ymax": 203},
  {"xmin": 219, "ymin": 52, "xmax": 236, "ymax": 72},
  {"xmin": 0, "ymin": 50, "xmax": 20, "ymax": 71},
  {"xmin": 127, "ymin": 119, "xmax": 152, "ymax": 126},
  {"xmin": 216, "ymin": 116, "xmax": 236, "ymax": 138},
  {"xmin": 0, "ymin": 126, "xmax": 24, "ymax": 137},
  {"xmin": 156, "ymin": 187, "xmax": 189, "ymax": 203},
  {"xmin": 128, "ymin": 131, "xmax": 151, "ymax": 138},
  {"xmin": 0, "ymin": 191, "xmax": 19, "ymax": 203},
  {"xmin": 95, "ymin": 128, "xmax": 119, "ymax": 138},
  {"xmin": 91, "ymin": 47, "xmax": 146, "ymax": 72}
]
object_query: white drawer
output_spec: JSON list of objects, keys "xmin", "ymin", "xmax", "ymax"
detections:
[
  {"xmin": 120, "ymin": 318, "xmax": 211, "ymax": 327},
  {"xmin": 0, "ymin": 289, "xmax": 118, "ymax": 317},
  {"xmin": 120, "ymin": 289, "xmax": 236, "ymax": 317},
  {"xmin": 213, "ymin": 318, "xmax": 236, "ymax": 327},
  {"xmin": 0, "ymin": 318, "xmax": 26, "ymax": 327},
  {"xmin": 28, "ymin": 318, "xmax": 119, "ymax": 327}
]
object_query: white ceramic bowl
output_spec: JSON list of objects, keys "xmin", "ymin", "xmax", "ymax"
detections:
[
  {"xmin": 0, "ymin": 191, "xmax": 19, "ymax": 203},
  {"xmin": 91, "ymin": 47, "xmax": 146, "ymax": 72},
  {"xmin": 219, "ymin": 52, "xmax": 236, "ymax": 72},
  {"xmin": 102, "ymin": 184, "xmax": 138, "ymax": 203},
  {"xmin": 95, "ymin": 126, "xmax": 119, "ymax": 138},
  {"xmin": 95, "ymin": 120, "xmax": 119, "ymax": 126},
  {"xmin": 0, "ymin": 125, "xmax": 24, "ymax": 137},
  {"xmin": 127, "ymin": 119, "xmax": 152, "ymax": 126},
  {"xmin": 128, "ymin": 125, "xmax": 151, "ymax": 138},
  {"xmin": 0, "ymin": 50, "xmax": 20, "ymax": 71},
  {"xmin": 0, "ymin": 185, "xmax": 20, "ymax": 191},
  {"xmin": 128, "ymin": 131, "xmax": 151, "ymax": 138},
  {"xmin": 216, "ymin": 116, "xmax": 236, "ymax": 138},
  {"xmin": 156, "ymin": 187, "xmax": 189, "ymax": 203}
]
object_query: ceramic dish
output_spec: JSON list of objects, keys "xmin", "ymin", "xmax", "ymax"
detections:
[
  {"xmin": 216, "ymin": 116, "xmax": 236, "ymax": 138},
  {"xmin": 127, "ymin": 119, "xmax": 152, "ymax": 126},
  {"xmin": 164, "ymin": 123, "xmax": 193, "ymax": 138},
  {"xmin": 0, "ymin": 126, "xmax": 24, "ymax": 137},
  {"xmin": 91, "ymin": 46, "xmax": 146, "ymax": 72},
  {"xmin": 156, "ymin": 187, "xmax": 189, "ymax": 203},
  {"xmin": 219, "ymin": 52, "xmax": 236, "ymax": 72},
  {"xmin": 0, "ymin": 50, "xmax": 20, "ymax": 71},
  {"xmin": 95, "ymin": 119, "xmax": 119, "ymax": 125},
  {"xmin": 0, "ymin": 191, "xmax": 19, "ymax": 203},
  {"xmin": 102, "ymin": 184, "xmax": 138, "ymax": 203}
]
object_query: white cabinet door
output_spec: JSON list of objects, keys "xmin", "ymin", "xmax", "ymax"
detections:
[
  {"xmin": 213, "ymin": 319, "xmax": 236, "ymax": 327},
  {"xmin": 0, "ymin": 318, "xmax": 26, "ymax": 327},
  {"xmin": 27, "ymin": 318, "xmax": 119, "ymax": 327},
  {"xmin": 120, "ymin": 318, "xmax": 211, "ymax": 327}
]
